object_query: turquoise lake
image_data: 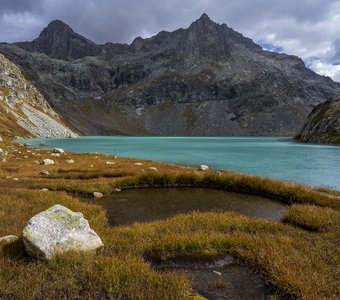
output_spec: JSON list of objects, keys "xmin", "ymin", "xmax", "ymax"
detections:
[{"xmin": 20, "ymin": 136, "xmax": 340, "ymax": 189}]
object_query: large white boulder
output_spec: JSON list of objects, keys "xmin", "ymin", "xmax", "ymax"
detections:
[{"xmin": 23, "ymin": 204, "xmax": 103, "ymax": 260}]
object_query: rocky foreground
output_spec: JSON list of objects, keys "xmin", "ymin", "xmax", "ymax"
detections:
[
  {"xmin": 1, "ymin": 14, "xmax": 340, "ymax": 136},
  {"xmin": 296, "ymin": 95, "xmax": 340, "ymax": 144}
]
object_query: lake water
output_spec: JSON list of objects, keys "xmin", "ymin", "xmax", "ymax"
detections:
[
  {"xmin": 84, "ymin": 188, "xmax": 285, "ymax": 225},
  {"xmin": 20, "ymin": 136, "xmax": 340, "ymax": 189}
]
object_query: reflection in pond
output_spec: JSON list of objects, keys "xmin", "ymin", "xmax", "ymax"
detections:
[{"xmin": 86, "ymin": 187, "xmax": 286, "ymax": 226}]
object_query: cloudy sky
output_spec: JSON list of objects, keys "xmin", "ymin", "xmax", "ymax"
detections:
[{"xmin": 1, "ymin": 0, "xmax": 340, "ymax": 81}]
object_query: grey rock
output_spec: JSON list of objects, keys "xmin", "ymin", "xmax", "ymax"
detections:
[
  {"xmin": 22, "ymin": 204, "xmax": 103, "ymax": 260},
  {"xmin": 93, "ymin": 192, "xmax": 103, "ymax": 198},
  {"xmin": 40, "ymin": 158, "xmax": 55, "ymax": 165},
  {"xmin": 53, "ymin": 148, "xmax": 65, "ymax": 153},
  {"xmin": 1, "ymin": 14, "xmax": 340, "ymax": 136},
  {"xmin": 199, "ymin": 165, "xmax": 210, "ymax": 171},
  {"xmin": 296, "ymin": 95, "xmax": 340, "ymax": 144}
]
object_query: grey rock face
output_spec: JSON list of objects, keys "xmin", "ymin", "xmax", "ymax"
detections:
[
  {"xmin": 1, "ymin": 14, "xmax": 340, "ymax": 136},
  {"xmin": 23, "ymin": 204, "xmax": 103, "ymax": 260},
  {"xmin": 296, "ymin": 95, "xmax": 340, "ymax": 144}
]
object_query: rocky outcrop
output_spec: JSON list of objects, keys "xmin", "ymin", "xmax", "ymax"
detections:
[
  {"xmin": 296, "ymin": 95, "xmax": 340, "ymax": 144},
  {"xmin": 1, "ymin": 14, "xmax": 340, "ymax": 136},
  {"xmin": 0, "ymin": 53, "xmax": 77, "ymax": 138},
  {"xmin": 23, "ymin": 204, "xmax": 103, "ymax": 260}
]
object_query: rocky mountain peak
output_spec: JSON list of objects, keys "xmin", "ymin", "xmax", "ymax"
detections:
[
  {"xmin": 14, "ymin": 19, "xmax": 99, "ymax": 60},
  {"xmin": 40, "ymin": 19, "xmax": 74, "ymax": 37},
  {"xmin": 189, "ymin": 13, "xmax": 216, "ymax": 29}
]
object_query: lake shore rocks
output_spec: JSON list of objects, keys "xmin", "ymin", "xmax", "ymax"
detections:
[
  {"xmin": 23, "ymin": 204, "xmax": 103, "ymax": 260},
  {"xmin": 40, "ymin": 158, "xmax": 55, "ymax": 165},
  {"xmin": 199, "ymin": 165, "xmax": 210, "ymax": 171}
]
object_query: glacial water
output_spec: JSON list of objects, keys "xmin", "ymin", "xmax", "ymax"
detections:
[{"xmin": 20, "ymin": 136, "xmax": 340, "ymax": 189}]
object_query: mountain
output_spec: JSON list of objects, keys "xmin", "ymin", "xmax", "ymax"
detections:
[
  {"xmin": 1, "ymin": 14, "xmax": 340, "ymax": 136},
  {"xmin": 0, "ymin": 53, "xmax": 76, "ymax": 138},
  {"xmin": 296, "ymin": 95, "xmax": 340, "ymax": 144},
  {"xmin": 14, "ymin": 20, "xmax": 100, "ymax": 61}
]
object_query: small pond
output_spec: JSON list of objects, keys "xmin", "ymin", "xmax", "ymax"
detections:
[{"xmin": 85, "ymin": 187, "xmax": 286, "ymax": 226}]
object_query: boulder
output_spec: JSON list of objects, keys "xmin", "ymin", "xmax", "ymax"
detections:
[
  {"xmin": 0, "ymin": 235, "xmax": 18, "ymax": 244},
  {"xmin": 23, "ymin": 204, "xmax": 103, "ymax": 260},
  {"xmin": 65, "ymin": 159, "xmax": 74, "ymax": 164},
  {"xmin": 40, "ymin": 170, "xmax": 50, "ymax": 176},
  {"xmin": 53, "ymin": 148, "xmax": 64, "ymax": 153},
  {"xmin": 40, "ymin": 158, "xmax": 55, "ymax": 165},
  {"xmin": 93, "ymin": 192, "xmax": 103, "ymax": 199},
  {"xmin": 199, "ymin": 165, "xmax": 210, "ymax": 171}
]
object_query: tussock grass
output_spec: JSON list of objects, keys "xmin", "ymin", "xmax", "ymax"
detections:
[{"xmin": 283, "ymin": 204, "xmax": 340, "ymax": 231}]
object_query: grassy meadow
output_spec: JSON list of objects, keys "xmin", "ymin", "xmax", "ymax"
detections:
[{"xmin": 0, "ymin": 135, "xmax": 339, "ymax": 299}]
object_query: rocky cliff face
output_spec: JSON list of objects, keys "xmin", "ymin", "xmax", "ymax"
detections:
[
  {"xmin": 1, "ymin": 14, "xmax": 340, "ymax": 136},
  {"xmin": 296, "ymin": 95, "xmax": 340, "ymax": 144},
  {"xmin": 0, "ymin": 53, "xmax": 76, "ymax": 138}
]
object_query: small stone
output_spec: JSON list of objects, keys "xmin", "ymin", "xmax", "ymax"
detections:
[
  {"xmin": 53, "ymin": 148, "xmax": 64, "ymax": 154},
  {"xmin": 0, "ymin": 137, "xmax": 3, "ymax": 142},
  {"xmin": 24, "ymin": 156, "xmax": 29, "ymax": 158},
  {"xmin": 65, "ymin": 159, "xmax": 74, "ymax": 164},
  {"xmin": 213, "ymin": 270, "xmax": 222, "ymax": 276},
  {"xmin": 93, "ymin": 192, "xmax": 103, "ymax": 199},
  {"xmin": 40, "ymin": 188, "xmax": 49, "ymax": 192},
  {"xmin": 114, "ymin": 188, "xmax": 121, "ymax": 192},
  {"xmin": 134, "ymin": 162, "xmax": 143, "ymax": 166},
  {"xmin": 24, "ymin": 143, "xmax": 31, "ymax": 148},
  {"xmin": 0, "ymin": 235, "xmax": 18, "ymax": 244},
  {"xmin": 199, "ymin": 165, "xmax": 209, "ymax": 171},
  {"xmin": 106, "ymin": 161, "xmax": 116, "ymax": 165},
  {"xmin": 22, "ymin": 204, "xmax": 103, "ymax": 260},
  {"xmin": 40, "ymin": 170, "xmax": 50, "ymax": 176},
  {"xmin": 51, "ymin": 153, "xmax": 60, "ymax": 157},
  {"xmin": 13, "ymin": 178, "xmax": 19, "ymax": 181},
  {"xmin": 149, "ymin": 167, "xmax": 158, "ymax": 172},
  {"xmin": 40, "ymin": 159, "xmax": 55, "ymax": 166}
]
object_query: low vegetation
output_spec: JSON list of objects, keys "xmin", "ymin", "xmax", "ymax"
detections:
[{"xmin": 0, "ymin": 139, "xmax": 339, "ymax": 299}]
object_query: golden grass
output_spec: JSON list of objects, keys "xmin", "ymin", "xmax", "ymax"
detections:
[
  {"xmin": 283, "ymin": 204, "xmax": 340, "ymax": 231},
  {"xmin": 0, "ymin": 141, "xmax": 339, "ymax": 299}
]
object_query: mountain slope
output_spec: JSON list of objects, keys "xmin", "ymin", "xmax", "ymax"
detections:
[
  {"xmin": 0, "ymin": 53, "xmax": 76, "ymax": 138},
  {"xmin": 296, "ymin": 95, "xmax": 340, "ymax": 144},
  {"xmin": 1, "ymin": 14, "xmax": 340, "ymax": 136}
]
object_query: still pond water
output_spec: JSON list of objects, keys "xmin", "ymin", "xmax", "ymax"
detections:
[
  {"xmin": 84, "ymin": 188, "xmax": 285, "ymax": 225},
  {"xmin": 20, "ymin": 136, "xmax": 340, "ymax": 189}
]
